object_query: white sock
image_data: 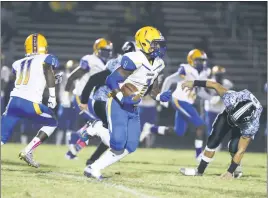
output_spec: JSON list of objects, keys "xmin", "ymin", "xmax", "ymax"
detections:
[
  {"xmin": 24, "ymin": 137, "xmax": 41, "ymax": 154},
  {"xmin": 91, "ymin": 149, "xmax": 129, "ymax": 170},
  {"xmin": 195, "ymin": 139, "xmax": 203, "ymax": 148},
  {"xmin": 56, "ymin": 130, "xmax": 64, "ymax": 146},
  {"xmin": 96, "ymin": 127, "xmax": 110, "ymax": 147},
  {"xmin": 40, "ymin": 126, "xmax": 56, "ymax": 137},
  {"xmin": 20, "ymin": 135, "xmax": 28, "ymax": 144},
  {"xmin": 1, "ymin": 142, "xmax": 4, "ymax": 146},
  {"xmin": 65, "ymin": 130, "xmax": 72, "ymax": 145},
  {"xmin": 158, "ymin": 126, "xmax": 166, "ymax": 135}
]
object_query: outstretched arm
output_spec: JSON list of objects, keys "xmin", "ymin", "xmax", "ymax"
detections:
[
  {"xmin": 65, "ymin": 66, "xmax": 88, "ymax": 92},
  {"xmin": 182, "ymin": 80, "xmax": 228, "ymax": 97},
  {"xmin": 161, "ymin": 72, "xmax": 183, "ymax": 92}
]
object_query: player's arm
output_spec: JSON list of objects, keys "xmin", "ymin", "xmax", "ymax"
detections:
[
  {"xmin": 43, "ymin": 55, "xmax": 59, "ymax": 108},
  {"xmin": 227, "ymin": 136, "xmax": 251, "ymax": 175},
  {"xmin": 182, "ymin": 80, "xmax": 228, "ymax": 97},
  {"xmin": 81, "ymin": 69, "xmax": 111, "ymax": 104},
  {"xmin": 65, "ymin": 58, "xmax": 90, "ymax": 92},
  {"xmin": 161, "ymin": 71, "xmax": 184, "ymax": 93},
  {"xmin": 150, "ymin": 77, "xmax": 171, "ymax": 102},
  {"xmin": 106, "ymin": 56, "xmax": 135, "ymax": 102}
]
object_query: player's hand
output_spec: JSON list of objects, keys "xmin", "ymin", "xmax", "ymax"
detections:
[
  {"xmin": 159, "ymin": 90, "xmax": 172, "ymax": 102},
  {"xmin": 122, "ymin": 95, "xmax": 141, "ymax": 105},
  {"xmin": 182, "ymin": 81, "xmax": 194, "ymax": 91},
  {"xmin": 79, "ymin": 103, "xmax": 88, "ymax": 111},
  {"xmin": 48, "ymin": 96, "xmax": 57, "ymax": 109},
  {"xmin": 220, "ymin": 172, "xmax": 233, "ymax": 180},
  {"xmin": 160, "ymin": 101, "xmax": 169, "ymax": 108}
]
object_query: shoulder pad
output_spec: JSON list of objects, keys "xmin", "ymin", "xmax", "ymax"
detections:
[
  {"xmin": 121, "ymin": 54, "xmax": 138, "ymax": 71},
  {"xmin": 79, "ymin": 55, "xmax": 91, "ymax": 71},
  {"xmin": 178, "ymin": 65, "xmax": 186, "ymax": 76},
  {"xmin": 44, "ymin": 54, "xmax": 59, "ymax": 69}
]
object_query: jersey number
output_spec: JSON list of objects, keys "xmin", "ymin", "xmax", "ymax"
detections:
[{"xmin": 16, "ymin": 59, "xmax": 33, "ymax": 85}]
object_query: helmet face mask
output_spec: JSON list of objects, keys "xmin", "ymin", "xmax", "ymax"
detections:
[
  {"xmin": 148, "ymin": 39, "xmax": 167, "ymax": 58},
  {"xmin": 193, "ymin": 58, "xmax": 207, "ymax": 72},
  {"xmin": 98, "ymin": 48, "xmax": 113, "ymax": 62}
]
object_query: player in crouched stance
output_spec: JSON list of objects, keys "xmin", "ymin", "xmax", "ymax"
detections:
[
  {"xmin": 83, "ymin": 26, "xmax": 171, "ymax": 180},
  {"xmin": 180, "ymin": 80, "xmax": 262, "ymax": 179},
  {"xmin": 1, "ymin": 33, "xmax": 59, "ymax": 168}
]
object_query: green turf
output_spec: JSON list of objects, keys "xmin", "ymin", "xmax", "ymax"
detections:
[{"xmin": 1, "ymin": 144, "xmax": 266, "ymax": 198}]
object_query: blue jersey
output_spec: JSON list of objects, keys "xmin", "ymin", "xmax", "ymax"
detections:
[
  {"xmin": 93, "ymin": 56, "xmax": 122, "ymax": 102},
  {"xmin": 222, "ymin": 89, "xmax": 263, "ymax": 138}
]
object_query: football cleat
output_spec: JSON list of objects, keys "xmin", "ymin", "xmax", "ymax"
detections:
[
  {"xmin": 180, "ymin": 168, "xmax": 202, "ymax": 176},
  {"xmin": 19, "ymin": 152, "xmax": 40, "ymax": 168},
  {"xmin": 139, "ymin": 122, "xmax": 152, "ymax": 142},
  {"xmin": 233, "ymin": 165, "xmax": 243, "ymax": 178},
  {"xmin": 84, "ymin": 165, "xmax": 103, "ymax": 181},
  {"xmin": 65, "ymin": 150, "xmax": 78, "ymax": 160}
]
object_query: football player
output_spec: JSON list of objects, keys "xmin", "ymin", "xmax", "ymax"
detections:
[
  {"xmin": 180, "ymin": 80, "xmax": 262, "ymax": 179},
  {"xmin": 64, "ymin": 38, "xmax": 113, "ymax": 153},
  {"xmin": 56, "ymin": 60, "xmax": 76, "ymax": 146},
  {"xmin": 1, "ymin": 33, "xmax": 59, "ymax": 168},
  {"xmin": 84, "ymin": 26, "xmax": 172, "ymax": 180},
  {"xmin": 204, "ymin": 66, "xmax": 233, "ymax": 137},
  {"xmin": 65, "ymin": 41, "xmax": 137, "ymax": 161},
  {"xmin": 149, "ymin": 49, "xmax": 211, "ymax": 159}
]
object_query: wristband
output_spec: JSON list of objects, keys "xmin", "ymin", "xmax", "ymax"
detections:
[
  {"xmin": 49, "ymin": 87, "xmax": 56, "ymax": 97},
  {"xmin": 193, "ymin": 80, "xmax": 207, "ymax": 87},
  {"xmin": 116, "ymin": 92, "xmax": 124, "ymax": 102},
  {"xmin": 156, "ymin": 93, "xmax": 161, "ymax": 101},
  {"xmin": 227, "ymin": 160, "xmax": 239, "ymax": 174}
]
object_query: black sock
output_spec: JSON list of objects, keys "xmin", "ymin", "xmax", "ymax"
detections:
[
  {"xmin": 197, "ymin": 159, "xmax": 209, "ymax": 174},
  {"xmin": 88, "ymin": 142, "xmax": 108, "ymax": 162}
]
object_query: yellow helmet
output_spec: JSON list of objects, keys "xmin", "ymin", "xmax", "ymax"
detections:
[
  {"xmin": 135, "ymin": 26, "xmax": 166, "ymax": 58},
  {"xmin": 212, "ymin": 65, "xmax": 226, "ymax": 75},
  {"xmin": 25, "ymin": 33, "xmax": 48, "ymax": 56},
  {"xmin": 93, "ymin": 38, "xmax": 113, "ymax": 62},
  {"xmin": 187, "ymin": 49, "xmax": 207, "ymax": 67}
]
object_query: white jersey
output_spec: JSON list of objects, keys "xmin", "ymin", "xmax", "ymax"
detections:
[
  {"xmin": 172, "ymin": 63, "xmax": 209, "ymax": 104},
  {"xmin": 10, "ymin": 54, "xmax": 59, "ymax": 103},
  {"xmin": 120, "ymin": 51, "xmax": 165, "ymax": 101},
  {"xmin": 73, "ymin": 54, "xmax": 106, "ymax": 96},
  {"xmin": 204, "ymin": 78, "xmax": 233, "ymax": 113}
]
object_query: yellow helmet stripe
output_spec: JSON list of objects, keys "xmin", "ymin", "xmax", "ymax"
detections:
[{"xmin": 33, "ymin": 33, "xmax": 38, "ymax": 53}]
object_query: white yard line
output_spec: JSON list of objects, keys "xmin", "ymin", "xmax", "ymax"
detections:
[{"xmin": 47, "ymin": 171, "xmax": 158, "ymax": 198}]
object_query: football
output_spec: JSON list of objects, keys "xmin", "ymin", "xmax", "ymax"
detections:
[{"xmin": 121, "ymin": 83, "xmax": 141, "ymax": 101}]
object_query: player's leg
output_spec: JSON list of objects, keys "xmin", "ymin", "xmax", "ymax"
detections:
[
  {"xmin": 172, "ymin": 99, "xmax": 188, "ymax": 136},
  {"xmin": 1, "ymin": 97, "xmax": 23, "ymax": 145},
  {"xmin": 228, "ymin": 127, "xmax": 243, "ymax": 178},
  {"xmin": 55, "ymin": 105, "xmax": 67, "ymax": 146},
  {"xmin": 19, "ymin": 102, "xmax": 57, "ymax": 167},
  {"xmin": 126, "ymin": 109, "xmax": 141, "ymax": 153},
  {"xmin": 181, "ymin": 110, "xmax": 232, "ymax": 176},
  {"xmin": 84, "ymin": 98, "xmax": 128, "ymax": 179},
  {"xmin": 173, "ymin": 100, "xmax": 204, "ymax": 158}
]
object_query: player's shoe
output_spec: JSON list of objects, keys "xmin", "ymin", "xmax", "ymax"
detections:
[
  {"xmin": 233, "ymin": 165, "xmax": 243, "ymax": 178},
  {"xmin": 19, "ymin": 152, "xmax": 40, "ymax": 168},
  {"xmin": 65, "ymin": 151, "xmax": 78, "ymax": 160},
  {"xmin": 140, "ymin": 122, "xmax": 152, "ymax": 142},
  {"xmin": 180, "ymin": 168, "xmax": 202, "ymax": 176},
  {"xmin": 84, "ymin": 165, "xmax": 103, "ymax": 180}
]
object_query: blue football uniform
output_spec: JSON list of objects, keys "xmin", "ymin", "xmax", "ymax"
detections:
[
  {"xmin": 1, "ymin": 54, "xmax": 59, "ymax": 144},
  {"xmin": 107, "ymin": 51, "xmax": 165, "ymax": 153}
]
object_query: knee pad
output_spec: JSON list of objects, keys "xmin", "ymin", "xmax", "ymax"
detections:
[
  {"xmin": 228, "ymin": 138, "xmax": 239, "ymax": 154},
  {"xmin": 125, "ymin": 141, "xmax": 138, "ymax": 153}
]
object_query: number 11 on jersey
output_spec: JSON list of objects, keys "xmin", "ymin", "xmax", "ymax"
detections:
[{"xmin": 16, "ymin": 59, "xmax": 33, "ymax": 85}]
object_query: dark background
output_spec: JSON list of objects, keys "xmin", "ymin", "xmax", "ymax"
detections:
[{"xmin": 1, "ymin": 1, "xmax": 267, "ymax": 153}]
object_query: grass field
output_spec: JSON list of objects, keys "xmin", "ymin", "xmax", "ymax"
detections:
[{"xmin": 1, "ymin": 144, "xmax": 266, "ymax": 198}]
